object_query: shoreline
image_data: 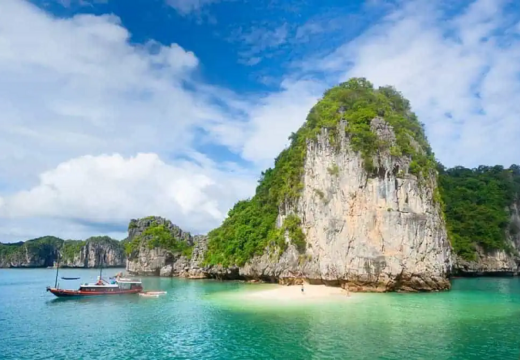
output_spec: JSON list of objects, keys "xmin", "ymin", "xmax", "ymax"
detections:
[{"xmin": 238, "ymin": 283, "xmax": 356, "ymax": 302}]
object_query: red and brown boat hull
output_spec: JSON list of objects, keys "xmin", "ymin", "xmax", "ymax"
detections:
[{"xmin": 46, "ymin": 287, "xmax": 142, "ymax": 297}]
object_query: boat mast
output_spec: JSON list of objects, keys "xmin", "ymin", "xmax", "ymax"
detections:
[
  {"xmin": 99, "ymin": 250, "xmax": 103, "ymax": 280},
  {"xmin": 54, "ymin": 251, "xmax": 60, "ymax": 289}
]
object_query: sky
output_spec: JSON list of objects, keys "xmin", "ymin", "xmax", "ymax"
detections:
[{"xmin": 0, "ymin": 0, "xmax": 519, "ymax": 242}]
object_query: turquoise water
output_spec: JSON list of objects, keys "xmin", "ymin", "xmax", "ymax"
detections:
[{"xmin": 1, "ymin": 269, "xmax": 520, "ymax": 359}]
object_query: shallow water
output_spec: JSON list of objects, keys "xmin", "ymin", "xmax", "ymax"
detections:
[{"xmin": 1, "ymin": 269, "xmax": 520, "ymax": 359}]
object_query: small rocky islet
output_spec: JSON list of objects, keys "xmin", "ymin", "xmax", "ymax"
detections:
[{"xmin": 1, "ymin": 78, "xmax": 519, "ymax": 292}]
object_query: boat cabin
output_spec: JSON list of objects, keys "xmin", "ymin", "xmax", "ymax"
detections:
[{"xmin": 78, "ymin": 277, "xmax": 143, "ymax": 293}]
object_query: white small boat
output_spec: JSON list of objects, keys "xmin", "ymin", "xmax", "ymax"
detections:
[
  {"xmin": 146, "ymin": 291, "xmax": 167, "ymax": 295},
  {"xmin": 139, "ymin": 293, "xmax": 159, "ymax": 298}
]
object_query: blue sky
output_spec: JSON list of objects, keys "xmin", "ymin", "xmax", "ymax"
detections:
[
  {"xmin": 36, "ymin": 0, "xmax": 390, "ymax": 93},
  {"xmin": 1, "ymin": 0, "xmax": 519, "ymax": 242}
]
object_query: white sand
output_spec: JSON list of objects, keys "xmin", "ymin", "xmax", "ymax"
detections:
[{"xmin": 242, "ymin": 284, "xmax": 354, "ymax": 302}]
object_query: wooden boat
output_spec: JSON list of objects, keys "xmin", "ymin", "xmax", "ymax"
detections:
[
  {"xmin": 47, "ymin": 277, "xmax": 143, "ymax": 297},
  {"xmin": 46, "ymin": 251, "xmax": 142, "ymax": 298}
]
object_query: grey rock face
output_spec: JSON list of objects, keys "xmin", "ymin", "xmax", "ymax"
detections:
[
  {"xmin": 124, "ymin": 119, "xmax": 454, "ymax": 292},
  {"xmin": 61, "ymin": 237, "xmax": 126, "ymax": 268},
  {"xmin": 0, "ymin": 243, "xmax": 59, "ymax": 268},
  {"xmin": 238, "ymin": 119, "xmax": 452, "ymax": 292},
  {"xmin": 125, "ymin": 216, "xmax": 208, "ymax": 278},
  {"xmin": 0, "ymin": 236, "xmax": 125, "ymax": 268}
]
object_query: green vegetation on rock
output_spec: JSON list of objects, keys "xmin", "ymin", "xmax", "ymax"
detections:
[
  {"xmin": 438, "ymin": 164, "xmax": 520, "ymax": 260},
  {"xmin": 61, "ymin": 240, "xmax": 86, "ymax": 261},
  {"xmin": 205, "ymin": 78, "xmax": 435, "ymax": 267},
  {"xmin": 327, "ymin": 164, "xmax": 340, "ymax": 176},
  {"xmin": 0, "ymin": 236, "xmax": 63, "ymax": 266},
  {"xmin": 125, "ymin": 221, "xmax": 193, "ymax": 258},
  {"xmin": 0, "ymin": 242, "xmax": 24, "ymax": 260},
  {"xmin": 0, "ymin": 235, "xmax": 124, "ymax": 267},
  {"xmin": 281, "ymin": 215, "xmax": 306, "ymax": 252}
]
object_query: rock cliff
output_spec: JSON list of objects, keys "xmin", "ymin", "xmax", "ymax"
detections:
[
  {"xmin": 20, "ymin": 78, "xmax": 515, "ymax": 287},
  {"xmin": 60, "ymin": 237, "xmax": 126, "ymax": 268},
  {"xmin": 234, "ymin": 119, "xmax": 452, "ymax": 291},
  {"xmin": 202, "ymin": 79, "xmax": 453, "ymax": 291},
  {"xmin": 0, "ymin": 236, "xmax": 125, "ymax": 268},
  {"xmin": 125, "ymin": 217, "xmax": 207, "ymax": 278}
]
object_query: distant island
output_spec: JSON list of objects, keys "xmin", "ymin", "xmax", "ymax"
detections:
[
  {"xmin": 1, "ymin": 78, "xmax": 519, "ymax": 292},
  {"xmin": 0, "ymin": 236, "xmax": 126, "ymax": 268}
]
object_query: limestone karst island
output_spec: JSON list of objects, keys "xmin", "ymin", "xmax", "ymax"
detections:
[
  {"xmin": 2, "ymin": 78, "xmax": 520, "ymax": 359},
  {"xmin": 2, "ymin": 79, "xmax": 519, "ymax": 288}
]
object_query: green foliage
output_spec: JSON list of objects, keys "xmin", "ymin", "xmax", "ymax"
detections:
[
  {"xmin": 327, "ymin": 164, "xmax": 340, "ymax": 176},
  {"xmin": 314, "ymin": 188, "xmax": 325, "ymax": 200},
  {"xmin": 282, "ymin": 215, "xmax": 306, "ymax": 252},
  {"xmin": 318, "ymin": 79, "xmax": 435, "ymax": 176},
  {"xmin": 206, "ymin": 78, "xmax": 437, "ymax": 267},
  {"xmin": 204, "ymin": 197, "xmax": 282, "ymax": 267},
  {"xmin": 61, "ymin": 240, "xmax": 86, "ymax": 261},
  {"xmin": 438, "ymin": 165, "xmax": 520, "ymax": 260},
  {"xmin": 0, "ymin": 236, "xmax": 64, "ymax": 264},
  {"xmin": 1, "ymin": 235, "xmax": 126, "ymax": 266},
  {"xmin": 390, "ymin": 146, "xmax": 402, "ymax": 157},
  {"xmin": 125, "ymin": 222, "xmax": 194, "ymax": 258},
  {"xmin": 0, "ymin": 242, "xmax": 24, "ymax": 260}
]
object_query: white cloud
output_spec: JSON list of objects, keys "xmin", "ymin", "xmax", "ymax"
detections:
[
  {"xmin": 313, "ymin": 0, "xmax": 520, "ymax": 167},
  {"xmin": 57, "ymin": 0, "xmax": 108, "ymax": 8},
  {"xmin": 0, "ymin": 0, "xmax": 229, "ymax": 187},
  {"xmin": 230, "ymin": 23, "xmax": 289, "ymax": 64},
  {"xmin": 239, "ymin": 79, "xmax": 324, "ymax": 167},
  {"xmin": 0, "ymin": 153, "xmax": 256, "ymax": 240},
  {"xmin": 2, "ymin": 0, "xmax": 520, "ymax": 243},
  {"xmin": 0, "ymin": 0, "xmax": 258, "ymax": 241},
  {"xmin": 239, "ymin": 56, "xmax": 262, "ymax": 66},
  {"xmin": 166, "ymin": 0, "xmax": 220, "ymax": 16}
]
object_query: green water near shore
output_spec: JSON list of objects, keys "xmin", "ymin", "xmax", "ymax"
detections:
[{"xmin": 1, "ymin": 269, "xmax": 519, "ymax": 359}]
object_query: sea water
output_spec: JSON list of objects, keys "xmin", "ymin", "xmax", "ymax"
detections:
[{"xmin": 1, "ymin": 268, "xmax": 520, "ymax": 359}]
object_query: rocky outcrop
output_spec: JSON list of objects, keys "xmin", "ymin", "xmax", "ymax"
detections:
[
  {"xmin": 0, "ymin": 236, "xmax": 125, "ymax": 268},
  {"xmin": 234, "ymin": 119, "xmax": 452, "ymax": 291},
  {"xmin": 453, "ymin": 248, "xmax": 518, "ymax": 276},
  {"xmin": 60, "ymin": 237, "xmax": 126, "ymax": 268},
  {"xmin": 0, "ymin": 237, "xmax": 61, "ymax": 268},
  {"xmin": 125, "ymin": 217, "xmax": 208, "ymax": 278},
  {"xmin": 452, "ymin": 199, "xmax": 520, "ymax": 276},
  {"xmin": 126, "ymin": 118, "xmax": 452, "ymax": 292}
]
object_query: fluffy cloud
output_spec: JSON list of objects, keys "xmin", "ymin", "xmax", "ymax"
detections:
[
  {"xmin": 0, "ymin": 0, "xmax": 228, "ymax": 187},
  {"xmin": 0, "ymin": 153, "xmax": 256, "ymax": 239},
  {"xmin": 314, "ymin": 0, "xmax": 520, "ymax": 167},
  {"xmin": 0, "ymin": 0, "xmax": 255, "ymax": 241},
  {"xmin": 239, "ymin": 79, "xmax": 323, "ymax": 167},
  {"xmin": 2, "ymin": 0, "xmax": 520, "ymax": 243}
]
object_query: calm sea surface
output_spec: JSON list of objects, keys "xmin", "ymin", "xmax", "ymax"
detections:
[{"xmin": 1, "ymin": 268, "xmax": 520, "ymax": 359}]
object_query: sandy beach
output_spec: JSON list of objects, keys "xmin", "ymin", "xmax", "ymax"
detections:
[{"xmin": 242, "ymin": 284, "xmax": 354, "ymax": 302}]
